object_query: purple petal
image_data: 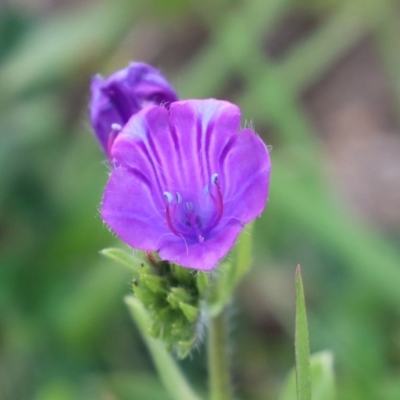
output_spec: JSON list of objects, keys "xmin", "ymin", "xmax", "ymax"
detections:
[
  {"xmin": 158, "ymin": 219, "xmax": 244, "ymax": 270},
  {"xmin": 89, "ymin": 62, "xmax": 178, "ymax": 156},
  {"xmin": 111, "ymin": 106, "xmax": 177, "ymax": 195},
  {"xmin": 166, "ymin": 99, "xmax": 241, "ymax": 193},
  {"xmin": 101, "ymin": 166, "xmax": 168, "ymax": 251},
  {"xmin": 221, "ymin": 128, "xmax": 271, "ymax": 223}
]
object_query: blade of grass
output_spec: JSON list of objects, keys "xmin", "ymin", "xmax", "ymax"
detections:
[{"xmin": 295, "ymin": 266, "xmax": 311, "ymax": 400}]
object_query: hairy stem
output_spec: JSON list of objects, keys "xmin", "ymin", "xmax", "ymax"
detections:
[{"xmin": 208, "ymin": 310, "xmax": 232, "ymax": 400}]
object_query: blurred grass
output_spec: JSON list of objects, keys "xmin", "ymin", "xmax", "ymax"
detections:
[{"xmin": 1, "ymin": 0, "xmax": 400, "ymax": 399}]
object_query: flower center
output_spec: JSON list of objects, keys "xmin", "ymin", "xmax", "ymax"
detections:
[{"xmin": 163, "ymin": 173, "xmax": 224, "ymax": 243}]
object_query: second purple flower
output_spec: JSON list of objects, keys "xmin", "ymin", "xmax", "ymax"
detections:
[{"xmin": 90, "ymin": 62, "xmax": 178, "ymax": 156}]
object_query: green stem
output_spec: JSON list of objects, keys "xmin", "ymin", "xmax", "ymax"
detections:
[{"xmin": 207, "ymin": 310, "xmax": 232, "ymax": 400}]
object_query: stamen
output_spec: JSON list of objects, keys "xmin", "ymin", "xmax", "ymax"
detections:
[
  {"xmin": 107, "ymin": 129, "xmax": 118, "ymax": 157},
  {"xmin": 214, "ymin": 182, "xmax": 224, "ymax": 220},
  {"xmin": 111, "ymin": 123, "xmax": 122, "ymax": 131},
  {"xmin": 162, "ymin": 175, "xmax": 224, "ymax": 240},
  {"xmin": 163, "ymin": 191, "xmax": 185, "ymax": 237},
  {"xmin": 163, "ymin": 191, "xmax": 173, "ymax": 203},
  {"xmin": 165, "ymin": 202, "xmax": 181, "ymax": 237},
  {"xmin": 188, "ymin": 211, "xmax": 204, "ymax": 243},
  {"xmin": 207, "ymin": 173, "xmax": 224, "ymax": 233}
]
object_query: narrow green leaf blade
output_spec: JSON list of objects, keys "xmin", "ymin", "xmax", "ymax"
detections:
[
  {"xmin": 295, "ymin": 265, "xmax": 311, "ymax": 400},
  {"xmin": 125, "ymin": 296, "xmax": 203, "ymax": 400},
  {"xmin": 206, "ymin": 224, "xmax": 254, "ymax": 317},
  {"xmin": 233, "ymin": 222, "xmax": 254, "ymax": 286}
]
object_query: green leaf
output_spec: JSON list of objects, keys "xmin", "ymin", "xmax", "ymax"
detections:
[
  {"xmin": 280, "ymin": 351, "xmax": 336, "ymax": 400},
  {"xmin": 295, "ymin": 265, "xmax": 311, "ymax": 400},
  {"xmin": 207, "ymin": 223, "xmax": 255, "ymax": 317},
  {"xmin": 125, "ymin": 296, "xmax": 203, "ymax": 400},
  {"xmin": 232, "ymin": 222, "xmax": 254, "ymax": 286},
  {"xmin": 100, "ymin": 247, "xmax": 143, "ymax": 275},
  {"xmin": 310, "ymin": 352, "xmax": 335, "ymax": 400}
]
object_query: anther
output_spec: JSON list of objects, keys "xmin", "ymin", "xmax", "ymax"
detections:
[
  {"xmin": 206, "ymin": 173, "xmax": 224, "ymax": 234},
  {"xmin": 111, "ymin": 123, "xmax": 122, "ymax": 131},
  {"xmin": 163, "ymin": 191, "xmax": 173, "ymax": 203},
  {"xmin": 185, "ymin": 202, "xmax": 193, "ymax": 211},
  {"xmin": 176, "ymin": 192, "xmax": 182, "ymax": 203},
  {"xmin": 203, "ymin": 185, "xmax": 210, "ymax": 195}
]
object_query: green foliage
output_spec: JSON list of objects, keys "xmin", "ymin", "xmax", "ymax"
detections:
[
  {"xmin": 295, "ymin": 266, "xmax": 311, "ymax": 400},
  {"xmin": 100, "ymin": 247, "xmax": 143, "ymax": 274},
  {"xmin": 280, "ymin": 351, "xmax": 336, "ymax": 400},
  {"xmin": 207, "ymin": 224, "xmax": 254, "ymax": 316},
  {"xmin": 125, "ymin": 296, "xmax": 203, "ymax": 400}
]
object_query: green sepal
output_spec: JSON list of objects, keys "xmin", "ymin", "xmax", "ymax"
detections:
[
  {"xmin": 148, "ymin": 319, "xmax": 163, "ymax": 338},
  {"xmin": 167, "ymin": 287, "xmax": 193, "ymax": 309},
  {"xmin": 176, "ymin": 338, "xmax": 197, "ymax": 358},
  {"xmin": 133, "ymin": 284, "xmax": 155, "ymax": 305},
  {"xmin": 100, "ymin": 247, "xmax": 145, "ymax": 275},
  {"xmin": 196, "ymin": 271, "xmax": 210, "ymax": 296},
  {"xmin": 141, "ymin": 275, "xmax": 168, "ymax": 295},
  {"xmin": 171, "ymin": 264, "xmax": 195, "ymax": 285},
  {"xmin": 179, "ymin": 302, "xmax": 199, "ymax": 323}
]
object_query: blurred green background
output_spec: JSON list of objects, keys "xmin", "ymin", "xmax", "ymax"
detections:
[{"xmin": 1, "ymin": 0, "xmax": 400, "ymax": 399}]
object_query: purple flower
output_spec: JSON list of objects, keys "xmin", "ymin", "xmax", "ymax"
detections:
[
  {"xmin": 101, "ymin": 99, "xmax": 271, "ymax": 270},
  {"xmin": 90, "ymin": 62, "xmax": 178, "ymax": 156}
]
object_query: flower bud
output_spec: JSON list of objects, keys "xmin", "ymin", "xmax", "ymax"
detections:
[
  {"xmin": 90, "ymin": 62, "xmax": 178, "ymax": 156},
  {"xmin": 132, "ymin": 257, "xmax": 203, "ymax": 359}
]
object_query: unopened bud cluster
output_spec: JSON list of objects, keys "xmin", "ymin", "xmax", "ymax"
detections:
[{"xmin": 132, "ymin": 255, "xmax": 210, "ymax": 358}]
